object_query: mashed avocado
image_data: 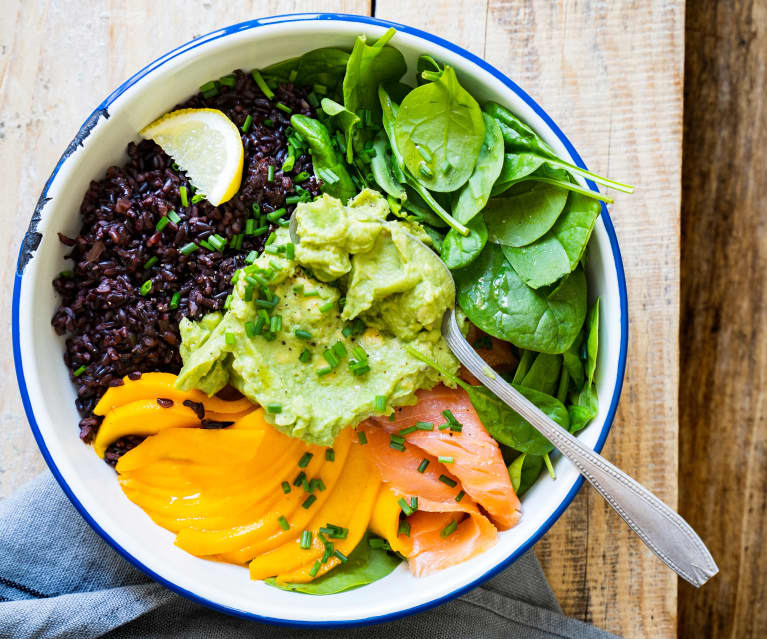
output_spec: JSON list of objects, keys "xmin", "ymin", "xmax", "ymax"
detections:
[{"xmin": 176, "ymin": 190, "xmax": 458, "ymax": 445}]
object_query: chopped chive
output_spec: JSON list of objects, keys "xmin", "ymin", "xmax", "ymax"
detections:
[
  {"xmin": 139, "ymin": 280, "xmax": 152, "ymax": 295},
  {"xmin": 270, "ymin": 315, "xmax": 282, "ymax": 333},
  {"xmin": 313, "ymin": 83, "xmax": 327, "ymax": 94},
  {"xmin": 219, "ymin": 74, "xmax": 236, "ymax": 87},
  {"xmin": 223, "ymin": 294, "xmax": 232, "ymax": 310},
  {"xmin": 350, "ymin": 362, "xmax": 370, "ymax": 376},
  {"xmin": 442, "ymin": 160, "xmax": 453, "ymax": 174},
  {"xmin": 168, "ymin": 210, "xmax": 181, "ymax": 224},
  {"xmin": 318, "ymin": 167, "xmax": 339, "ymax": 184},
  {"xmin": 285, "ymin": 243, "xmax": 295, "ymax": 260},
  {"xmin": 317, "ymin": 366, "xmax": 333, "ymax": 377},
  {"xmin": 251, "ymin": 69, "xmax": 275, "ymax": 99},
  {"xmin": 303, "ymin": 290, "xmax": 320, "ymax": 297},
  {"xmin": 438, "ymin": 423, "xmax": 450, "ymax": 430},
  {"xmin": 299, "ymin": 348, "xmax": 312, "ymax": 363},
  {"xmin": 302, "ymin": 495, "xmax": 317, "ymax": 509},
  {"xmin": 389, "ymin": 414, "xmax": 395, "ymax": 422},
  {"xmin": 281, "ymin": 481, "xmax": 291, "ymax": 494},
  {"xmin": 59, "ymin": 270, "xmax": 73, "ymax": 278},
  {"xmin": 334, "ymin": 549, "xmax": 348, "ymax": 563},
  {"xmin": 170, "ymin": 292, "xmax": 180, "ymax": 309},
  {"xmin": 319, "ymin": 300, "xmax": 335, "ymax": 313},
  {"xmin": 417, "ymin": 459, "xmax": 430, "ymax": 473},
  {"xmin": 241, "ymin": 114, "xmax": 253, "ymax": 133},
  {"xmin": 309, "ymin": 561, "xmax": 321, "ymax": 577},
  {"xmin": 202, "ymin": 87, "xmax": 218, "ymax": 99},
  {"xmin": 350, "ymin": 345, "xmax": 367, "ymax": 361},
  {"xmin": 266, "ymin": 207, "xmax": 287, "ymax": 222},
  {"xmin": 398, "ymin": 498, "xmax": 414, "ymax": 516},
  {"xmin": 254, "ymin": 298, "xmax": 279, "ymax": 309},
  {"xmin": 244, "ymin": 251, "xmax": 258, "ymax": 265},
  {"xmin": 143, "ymin": 256, "xmax": 159, "ymax": 269},
  {"xmin": 243, "ymin": 283, "xmax": 254, "ymax": 302},
  {"xmin": 295, "ymin": 329, "xmax": 312, "ymax": 341},
  {"xmin": 225, "ymin": 332, "xmax": 235, "ymax": 346},
  {"xmin": 325, "ymin": 448, "xmax": 335, "ymax": 462},
  {"xmin": 455, "ymin": 490, "xmax": 466, "ymax": 502},
  {"xmin": 389, "ymin": 441, "xmax": 405, "ymax": 452},
  {"xmin": 416, "ymin": 421, "xmax": 435, "ymax": 431},
  {"xmin": 285, "ymin": 195, "xmax": 301, "ymax": 205},
  {"xmin": 253, "ymin": 225, "xmax": 269, "ymax": 236},
  {"xmin": 179, "ymin": 242, "xmax": 198, "ymax": 255},
  {"xmin": 278, "ymin": 515, "xmax": 290, "ymax": 531},
  {"xmin": 323, "ymin": 349, "xmax": 339, "ymax": 368},
  {"xmin": 300, "ymin": 530, "xmax": 312, "ymax": 549},
  {"xmin": 267, "ymin": 403, "xmax": 283, "ymax": 414},
  {"xmin": 191, "ymin": 192, "xmax": 206, "ymax": 204},
  {"xmin": 199, "ymin": 80, "xmax": 217, "ymax": 92},
  {"xmin": 416, "ymin": 145, "xmax": 433, "ymax": 163},
  {"xmin": 450, "ymin": 423, "xmax": 463, "ymax": 433},
  {"xmin": 156, "ymin": 216, "xmax": 170, "ymax": 231},
  {"xmin": 390, "ymin": 434, "xmax": 406, "ymax": 445},
  {"xmin": 73, "ymin": 365, "xmax": 86, "ymax": 377},
  {"xmin": 267, "ymin": 165, "xmax": 275, "ymax": 182},
  {"xmin": 244, "ymin": 219, "xmax": 255, "ymax": 235},
  {"xmin": 263, "ymin": 117, "xmax": 274, "ymax": 127},
  {"xmin": 374, "ymin": 395, "xmax": 386, "ymax": 412},
  {"xmin": 294, "ymin": 171, "xmax": 310, "ymax": 183},
  {"xmin": 357, "ymin": 431, "xmax": 368, "ymax": 445},
  {"xmin": 438, "ymin": 456, "xmax": 455, "ymax": 464},
  {"xmin": 199, "ymin": 239, "xmax": 214, "ymax": 251},
  {"xmin": 179, "ymin": 186, "xmax": 188, "ymax": 207},
  {"xmin": 331, "ymin": 341, "xmax": 347, "ymax": 359},
  {"xmin": 399, "ymin": 426, "xmax": 417, "ymax": 436},
  {"xmin": 298, "ymin": 452, "xmax": 313, "ymax": 468},
  {"xmin": 251, "ymin": 202, "xmax": 261, "ymax": 216},
  {"xmin": 419, "ymin": 162, "xmax": 433, "ymax": 178},
  {"xmin": 293, "ymin": 471, "xmax": 306, "ymax": 487},
  {"xmin": 439, "ymin": 474, "xmax": 457, "ymax": 487},
  {"xmin": 320, "ymin": 524, "xmax": 348, "ymax": 539},
  {"xmin": 253, "ymin": 314, "xmax": 266, "ymax": 335},
  {"xmin": 441, "ymin": 519, "xmax": 458, "ymax": 537},
  {"xmin": 398, "ymin": 520, "xmax": 411, "ymax": 537},
  {"xmin": 275, "ymin": 101, "xmax": 292, "ymax": 114},
  {"xmin": 368, "ymin": 538, "xmax": 391, "ymax": 550}
]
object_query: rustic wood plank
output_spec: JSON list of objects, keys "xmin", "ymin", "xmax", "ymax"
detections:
[
  {"xmin": 679, "ymin": 1, "xmax": 767, "ymax": 637},
  {"xmin": 0, "ymin": 0, "xmax": 370, "ymax": 498},
  {"xmin": 374, "ymin": 2, "xmax": 683, "ymax": 637}
]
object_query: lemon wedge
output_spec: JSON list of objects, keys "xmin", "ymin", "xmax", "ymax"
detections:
[{"xmin": 140, "ymin": 108, "xmax": 244, "ymax": 206}]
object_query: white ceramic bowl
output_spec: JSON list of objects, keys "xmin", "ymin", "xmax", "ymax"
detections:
[{"xmin": 13, "ymin": 13, "xmax": 628, "ymax": 627}]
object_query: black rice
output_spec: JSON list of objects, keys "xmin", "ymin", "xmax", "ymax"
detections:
[{"xmin": 52, "ymin": 70, "xmax": 321, "ymax": 443}]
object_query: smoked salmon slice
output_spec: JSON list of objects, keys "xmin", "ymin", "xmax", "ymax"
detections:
[{"xmin": 366, "ymin": 385, "xmax": 521, "ymax": 530}]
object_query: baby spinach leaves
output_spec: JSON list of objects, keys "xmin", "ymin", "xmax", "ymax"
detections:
[
  {"xmin": 320, "ymin": 98, "xmax": 360, "ymax": 164},
  {"xmin": 394, "ymin": 65, "xmax": 485, "ymax": 193},
  {"xmin": 440, "ymin": 217, "xmax": 487, "ymax": 269},
  {"xmin": 484, "ymin": 181, "xmax": 569, "ymax": 248},
  {"xmin": 585, "ymin": 298, "xmax": 599, "ymax": 386},
  {"xmin": 343, "ymin": 28, "xmax": 407, "ymax": 125},
  {"xmin": 370, "ymin": 131, "xmax": 405, "ymax": 199},
  {"xmin": 452, "ymin": 113, "xmax": 505, "ymax": 223},
  {"xmin": 501, "ymin": 192, "xmax": 602, "ymax": 288},
  {"xmin": 490, "ymin": 152, "xmax": 546, "ymax": 197},
  {"xmin": 508, "ymin": 453, "xmax": 545, "ymax": 496},
  {"xmin": 290, "ymin": 114, "xmax": 356, "ymax": 202},
  {"xmin": 294, "ymin": 48, "xmax": 351, "ymax": 91},
  {"xmin": 519, "ymin": 352, "xmax": 562, "ymax": 397},
  {"xmin": 455, "ymin": 244, "xmax": 587, "ymax": 354}
]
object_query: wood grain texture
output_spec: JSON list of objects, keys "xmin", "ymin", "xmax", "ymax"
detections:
[
  {"xmin": 374, "ymin": 2, "xmax": 683, "ymax": 637},
  {"xmin": 0, "ymin": 2, "xmax": 683, "ymax": 637},
  {"xmin": 679, "ymin": 1, "xmax": 767, "ymax": 637}
]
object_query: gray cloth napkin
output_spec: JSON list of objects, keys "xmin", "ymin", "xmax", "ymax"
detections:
[{"xmin": 0, "ymin": 473, "xmax": 620, "ymax": 639}]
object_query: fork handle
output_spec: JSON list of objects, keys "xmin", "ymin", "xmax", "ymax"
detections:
[{"xmin": 445, "ymin": 310, "xmax": 718, "ymax": 587}]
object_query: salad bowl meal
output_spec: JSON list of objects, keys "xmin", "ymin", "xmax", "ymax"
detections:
[{"xmin": 13, "ymin": 14, "xmax": 629, "ymax": 625}]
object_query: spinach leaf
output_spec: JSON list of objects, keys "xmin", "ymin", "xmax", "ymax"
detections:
[
  {"xmin": 568, "ymin": 383, "xmax": 598, "ymax": 434},
  {"xmin": 556, "ymin": 366, "xmax": 570, "ymax": 403},
  {"xmin": 422, "ymin": 225, "xmax": 445, "ymax": 253},
  {"xmin": 467, "ymin": 384, "xmax": 569, "ymax": 455},
  {"xmin": 378, "ymin": 85, "xmax": 466, "ymax": 233},
  {"xmin": 293, "ymin": 48, "xmax": 350, "ymax": 91},
  {"xmin": 370, "ymin": 131, "xmax": 405, "ymax": 198},
  {"xmin": 394, "ymin": 65, "xmax": 485, "ymax": 193},
  {"xmin": 455, "ymin": 244, "xmax": 587, "ymax": 353},
  {"xmin": 520, "ymin": 352, "xmax": 562, "ymax": 396},
  {"xmin": 585, "ymin": 298, "xmax": 599, "ymax": 386},
  {"xmin": 508, "ymin": 453, "xmax": 545, "ymax": 496},
  {"xmin": 402, "ymin": 186, "xmax": 448, "ymax": 227},
  {"xmin": 512, "ymin": 350, "xmax": 535, "ymax": 384},
  {"xmin": 320, "ymin": 98, "xmax": 360, "ymax": 164},
  {"xmin": 265, "ymin": 533, "xmax": 401, "ymax": 595},
  {"xmin": 261, "ymin": 57, "xmax": 301, "ymax": 81},
  {"xmin": 343, "ymin": 29, "xmax": 407, "ymax": 124},
  {"xmin": 484, "ymin": 181, "xmax": 569, "ymax": 247},
  {"xmin": 290, "ymin": 114, "xmax": 356, "ymax": 202},
  {"xmin": 383, "ymin": 81, "xmax": 414, "ymax": 104},
  {"xmin": 501, "ymin": 191, "xmax": 602, "ymax": 288},
  {"xmin": 416, "ymin": 54, "xmax": 442, "ymax": 84},
  {"xmin": 440, "ymin": 217, "xmax": 487, "ymax": 270},
  {"xmin": 491, "ymin": 152, "xmax": 546, "ymax": 196},
  {"xmin": 452, "ymin": 113, "xmax": 505, "ymax": 223}
]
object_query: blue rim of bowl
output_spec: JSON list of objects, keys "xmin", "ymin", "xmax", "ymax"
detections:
[{"xmin": 12, "ymin": 12, "xmax": 628, "ymax": 628}]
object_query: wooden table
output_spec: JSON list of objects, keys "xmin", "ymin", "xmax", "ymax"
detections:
[{"xmin": 0, "ymin": 2, "xmax": 684, "ymax": 637}]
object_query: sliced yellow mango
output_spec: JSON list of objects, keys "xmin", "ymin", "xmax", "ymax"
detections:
[
  {"xmin": 369, "ymin": 484, "xmax": 410, "ymax": 556},
  {"xmin": 249, "ymin": 440, "xmax": 380, "ymax": 582},
  {"xmin": 93, "ymin": 372, "xmax": 253, "ymax": 416}
]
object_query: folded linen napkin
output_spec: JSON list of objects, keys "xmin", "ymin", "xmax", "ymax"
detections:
[{"xmin": 0, "ymin": 472, "xmax": 620, "ymax": 639}]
